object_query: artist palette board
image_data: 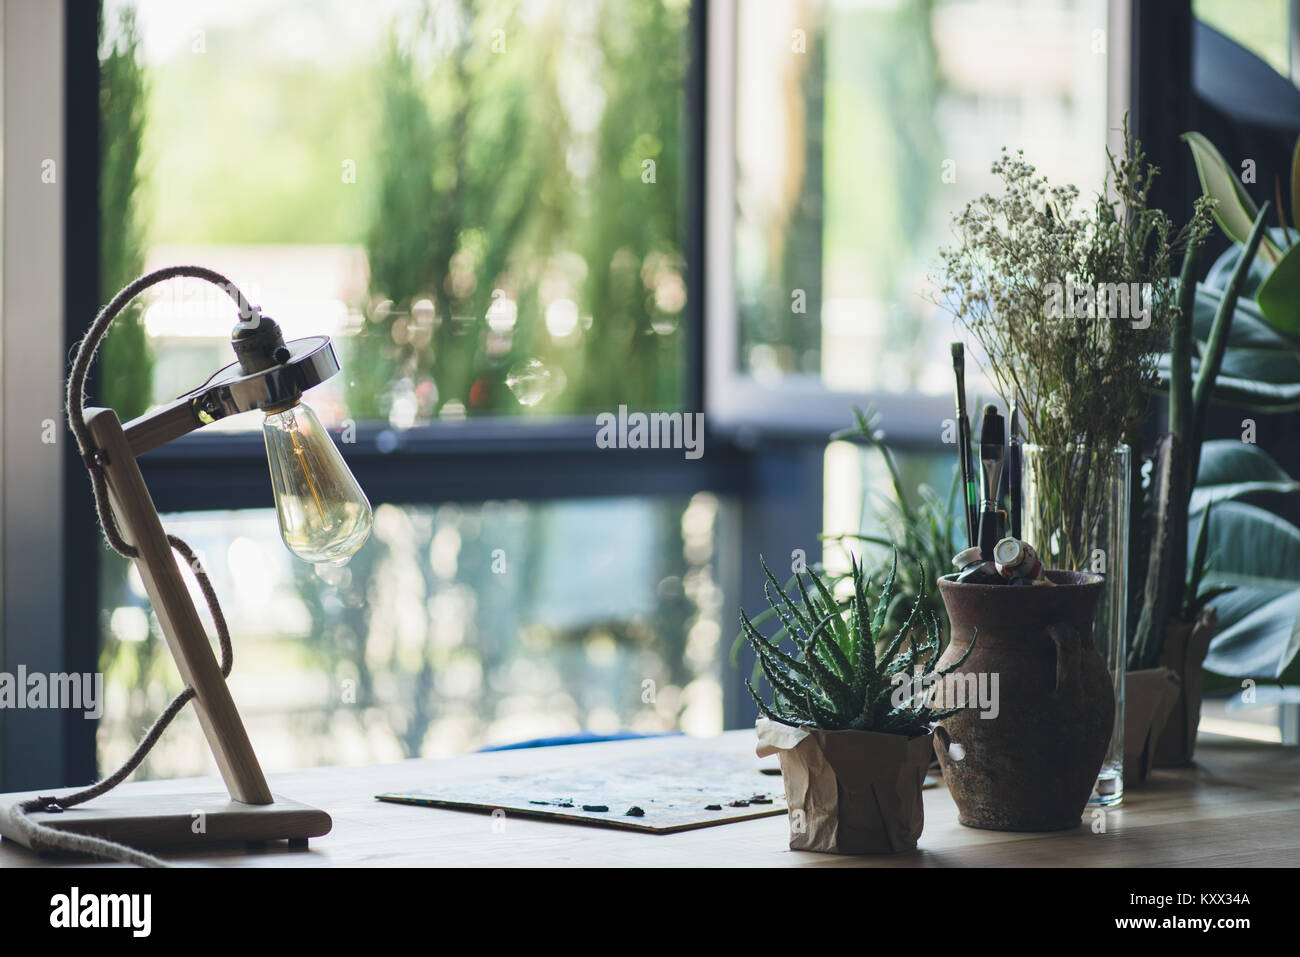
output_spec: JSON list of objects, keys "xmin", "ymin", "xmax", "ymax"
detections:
[{"xmin": 377, "ymin": 749, "xmax": 787, "ymax": 833}]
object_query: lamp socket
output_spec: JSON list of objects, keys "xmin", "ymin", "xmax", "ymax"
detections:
[{"xmin": 231, "ymin": 314, "xmax": 289, "ymax": 375}]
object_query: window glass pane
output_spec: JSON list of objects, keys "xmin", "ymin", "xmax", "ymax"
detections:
[
  {"xmin": 734, "ymin": 0, "xmax": 1110, "ymax": 396},
  {"xmin": 823, "ymin": 441, "xmax": 957, "ymax": 577},
  {"xmin": 1194, "ymin": 0, "xmax": 1289, "ymax": 77},
  {"xmin": 100, "ymin": 0, "xmax": 690, "ymax": 432},
  {"xmin": 98, "ymin": 494, "xmax": 731, "ymax": 777}
]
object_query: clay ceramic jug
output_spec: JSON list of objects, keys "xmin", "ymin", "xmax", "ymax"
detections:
[{"xmin": 934, "ymin": 570, "xmax": 1113, "ymax": 831}]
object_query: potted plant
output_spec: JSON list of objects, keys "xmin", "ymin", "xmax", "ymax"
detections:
[
  {"xmin": 936, "ymin": 568, "xmax": 1111, "ymax": 830},
  {"xmin": 1121, "ymin": 130, "xmax": 1300, "ymax": 771},
  {"xmin": 934, "ymin": 123, "xmax": 1214, "ymax": 795},
  {"xmin": 731, "ymin": 406, "xmax": 962, "ymax": 671},
  {"xmin": 1139, "ymin": 132, "xmax": 1300, "ymax": 716},
  {"xmin": 1126, "ymin": 197, "xmax": 1271, "ymax": 770},
  {"xmin": 742, "ymin": 552, "xmax": 974, "ymax": 853}
]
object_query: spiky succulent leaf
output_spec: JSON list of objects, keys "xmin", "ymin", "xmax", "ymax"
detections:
[
  {"xmin": 803, "ymin": 612, "xmax": 856, "ymax": 716},
  {"xmin": 747, "ymin": 679, "xmax": 807, "ymax": 728},
  {"xmin": 760, "ymin": 556, "xmax": 815, "ymax": 640},
  {"xmin": 878, "ymin": 589, "xmax": 925, "ymax": 669},
  {"xmin": 740, "ymin": 609, "xmax": 809, "ymax": 677},
  {"xmin": 756, "ymin": 653, "xmax": 808, "ymax": 709},
  {"xmin": 811, "ymin": 610, "xmax": 853, "ymax": 679},
  {"xmin": 870, "ymin": 549, "xmax": 899, "ymax": 639},
  {"xmin": 743, "ymin": 554, "xmax": 975, "ymax": 734},
  {"xmin": 933, "ymin": 627, "xmax": 980, "ymax": 678},
  {"xmin": 806, "ymin": 567, "xmax": 851, "ymax": 650},
  {"xmin": 762, "ymin": 576, "xmax": 809, "ymax": 649},
  {"xmin": 803, "ymin": 687, "xmax": 840, "ymax": 729},
  {"xmin": 851, "ymin": 556, "xmax": 876, "ymax": 697}
]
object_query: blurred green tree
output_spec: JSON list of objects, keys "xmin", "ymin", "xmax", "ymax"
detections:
[
  {"xmin": 98, "ymin": 2, "xmax": 153, "ymax": 421},
  {"xmin": 571, "ymin": 0, "xmax": 686, "ymax": 411},
  {"xmin": 350, "ymin": 0, "xmax": 687, "ymax": 423},
  {"xmin": 97, "ymin": 4, "xmax": 170, "ymax": 771}
]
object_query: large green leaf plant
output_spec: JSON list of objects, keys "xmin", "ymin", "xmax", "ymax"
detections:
[{"xmin": 1161, "ymin": 132, "xmax": 1300, "ymax": 685}]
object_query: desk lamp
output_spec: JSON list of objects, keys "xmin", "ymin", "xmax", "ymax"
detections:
[{"xmin": 0, "ymin": 266, "xmax": 372, "ymax": 865}]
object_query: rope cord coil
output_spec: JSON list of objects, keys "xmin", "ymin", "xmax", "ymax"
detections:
[{"xmin": 8, "ymin": 266, "xmax": 254, "ymax": 868}]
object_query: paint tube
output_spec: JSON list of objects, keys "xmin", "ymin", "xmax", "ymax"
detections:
[{"xmin": 992, "ymin": 537, "xmax": 1053, "ymax": 586}]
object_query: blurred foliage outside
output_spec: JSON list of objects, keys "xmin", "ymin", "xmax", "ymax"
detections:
[
  {"xmin": 735, "ymin": 0, "xmax": 941, "ymax": 387},
  {"xmin": 110, "ymin": 0, "xmax": 689, "ymax": 424},
  {"xmin": 1194, "ymin": 0, "xmax": 1289, "ymax": 76},
  {"xmin": 99, "ymin": 4, "xmax": 153, "ymax": 420},
  {"xmin": 95, "ymin": 0, "xmax": 712, "ymax": 776},
  {"xmin": 353, "ymin": 0, "xmax": 687, "ymax": 421},
  {"xmin": 99, "ymin": 496, "xmax": 728, "ymax": 777}
]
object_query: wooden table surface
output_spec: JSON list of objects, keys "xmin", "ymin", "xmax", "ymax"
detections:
[{"xmin": 2, "ymin": 730, "xmax": 1297, "ymax": 867}]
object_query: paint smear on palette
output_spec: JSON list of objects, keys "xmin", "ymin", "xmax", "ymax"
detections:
[{"xmin": 377, "ymin": 749, "xmax": 787, "ymax": 833}]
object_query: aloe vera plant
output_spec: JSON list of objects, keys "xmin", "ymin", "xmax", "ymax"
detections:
[{"xmin": 741, "ymin": 552, "xmax": 974, "ymax": 734}]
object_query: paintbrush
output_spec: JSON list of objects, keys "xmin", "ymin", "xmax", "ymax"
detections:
[
  {"xmin": 1008, "ymin": 403, "xmax": 1022, "ymax": 540},
  {"xmin": 951, "ymin": 343, "xmax": 978, "ymax": 549},
  {"xmin": 977, "ymin": 403, "xmax": 1006, "ymax": 560}
]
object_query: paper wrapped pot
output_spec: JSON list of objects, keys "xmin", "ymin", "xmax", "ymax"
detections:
[{"xmin": 757, "ymin": 718, "xmax": 933, "ymax": 854}]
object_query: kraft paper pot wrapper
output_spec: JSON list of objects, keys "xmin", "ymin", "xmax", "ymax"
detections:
[
  {"xmin": 1124, "ymin": 666, "xmax": 1181, "ymax": 784},
  {"xmin": 1154, "ymin": 606, "xmax": 1217, "ymax": 767},
  {"xmin": 756, "ymin": 718, "xmax": 932, "ymax": 854}
]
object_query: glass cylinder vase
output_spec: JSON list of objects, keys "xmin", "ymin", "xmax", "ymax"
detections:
[{"xmin": 1021, "ymin": 443, "xmax": 1129, "ymax": 808}]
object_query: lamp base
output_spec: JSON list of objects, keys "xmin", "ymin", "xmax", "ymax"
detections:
[{"xmin": 0, "ymin": 791, "xmax": 331, "ymax": 855}]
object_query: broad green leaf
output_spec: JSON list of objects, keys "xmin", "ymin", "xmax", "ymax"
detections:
[
  {"xmin": 1194, "ymin": 283, "xmax": 1300, "ymax": 350},
  {"xmin": 1285, "ymin": 617, "xmax": 1300, "ymax": 685},
  {"xmin": 1189, "ymin": 501, "xmax": 1300, "ymax": 581},
  {"xmin": 1198, "ymin": 374, "xmax": 1300, "ymax": 410},
  {"xmin": 1196, "ymin": 495, "xmax": 1300, "ymax": 683},
  {"xmin": 1190, "ymin": 441, "xmax": 1300, "ymax": 513},
  {"xmin": 1208, "ymin": 570, "xmax": 1300, "ymax": 591},
  {"xmin": 1202, "ymin": 583, "xmax": 1300, "ymax": 683},
  {"xmin": 1257, "ymin": 242, "xmax": 1300, "ymax": 335},
  {"xmin": 1157, "ymin": 360, "xmax": 1300, "ymax": 411},
  {"xmin": 1214, "ymin": 345, "xmax": 1300, "ymax": 383},
  {"xmin": 1292, "ymin": 132, "xmax": 1300, "ymax": 237},
  {"xmin": 1203, "ymin": 241, "xmax": 1274, "ymax": 300},
  {"xmin": 1183, "ymin": 131, "xmax": 1283, "ymax": 265}
]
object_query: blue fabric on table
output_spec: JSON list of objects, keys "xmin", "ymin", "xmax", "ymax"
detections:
[{"xmin": 477, "ymin": 730, "xmax": 682, "ymax": 752}]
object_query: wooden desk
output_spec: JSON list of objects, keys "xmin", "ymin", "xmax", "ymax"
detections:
[{"xmin": 2, "ymin": 730, "xmax": 1297, "ymax": 867}]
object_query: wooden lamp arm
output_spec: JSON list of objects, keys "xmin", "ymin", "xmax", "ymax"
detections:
[
  {"xmin": 123, "ymin": 396, "xmax": 206, "ymax": 457},
  {"xmin": 88, "ymin": 407, "xmax": 274, "ymax": 804}
]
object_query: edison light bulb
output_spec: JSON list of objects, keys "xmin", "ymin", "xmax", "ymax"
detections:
[{"xmin": 262, "ymin": 401, "xmax": 372, "ymax": 564}]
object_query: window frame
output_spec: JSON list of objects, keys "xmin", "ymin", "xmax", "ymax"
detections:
[
  {"xmin": 0, "ymin": 0, "xmax": 109, "ymax": 791},
  {"xmin": 703, "ymin": 0, "xmax": 953, "ymax": 440},
  {"xmin": 18, "ymin": 0, "xmax": 1269, "ymax": 791}
]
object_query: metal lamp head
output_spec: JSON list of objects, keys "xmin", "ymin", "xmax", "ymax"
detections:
[
  {"xmin": 175, "ymin": 316, "xmax": 343, "ymax": 425},
  {"xmin": 199, "ymin": 315, "xmax": 374, "ymax": 565}
]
